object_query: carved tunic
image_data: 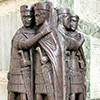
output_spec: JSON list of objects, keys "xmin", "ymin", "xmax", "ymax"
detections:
[
  {"xmin": 65, "ymin": 32, "xmax": 86, "ymax": 94},
  {"xmin": 8, "ymin": 28, "xmax": 35, "ymax": 93},
  {"xmin": 35, "ymin": 48, "xmax": 53, "ymax": 94},
  {"xmin": 35, "ymin": 49, "xmax": 47, "ymax": 93},
  {"xmin": 35, "ymin": 22, "xmax": 63, "ymax": 100}
]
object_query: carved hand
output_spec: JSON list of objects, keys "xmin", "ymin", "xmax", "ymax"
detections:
[
  {"xmin": 74, "ymin": 33, "xmax": 81, "ymax": 40},
  {"xmin": 41, "ymin": 25, "xmax": 52, "ymax": 36},
  {"xmin": 21, "ymin": 59, "xmax": 31, "ymax": 67}
]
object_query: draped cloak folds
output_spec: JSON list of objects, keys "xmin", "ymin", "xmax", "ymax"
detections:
[{"xmin": 38, "ymin": 21, "xmax": 63, "ymax": 100}]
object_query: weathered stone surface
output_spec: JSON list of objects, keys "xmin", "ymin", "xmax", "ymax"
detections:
[
  {"xmin": 74, "ymin": 0, "xmax": 100, "ymax": 27},
  {"xmin": 84, "ymin": 36, "xmax": 91, "ymax": 100},
  {"xmin": 55, "ymin": 0, "xmax": 74, "ymax": 11},
  {"xmin": 0, "ymin": 71, "xmax": 8, "ymax": 100},
  {"xmin": 78, "ymin": 19, "xmax": 100, "ymax": 39},
  {"xmin": 0, "ymin": 0, "xmax": 39, "ymax": 16},
  {"xmin": 90, "ymin": 37, "xmax": 100, "ymax": 99},
  {"xmin": 0, "ymin": 13, "xmax": 22, "ymax": 71}
]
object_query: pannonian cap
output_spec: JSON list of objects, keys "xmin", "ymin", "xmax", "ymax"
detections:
[
  {"xmin": 57, "ymin": 8, "xmax": 70, "ymax": 15},
  {"xmin": 43, "ymin": 1, "xmax": 53, "ymax": 7},
  {"xmin": 20, "ymin": 5, "xmax": 33, "ymax": 13},
  {"xmin": 71, "ymin": 14, "xmax": 79, "ymax": 19},
  {"xmin": 34, "ymin": 2, "xmax": 50, "ymax": 11}
]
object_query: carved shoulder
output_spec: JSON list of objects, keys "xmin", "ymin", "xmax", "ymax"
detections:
[
  {"xmin": 12, "ymin": 28, "xmax": 22, "ymax": 40},
  {"xmin": 16, "ymin": 28, "xmax": 22, "ymax": 34}
]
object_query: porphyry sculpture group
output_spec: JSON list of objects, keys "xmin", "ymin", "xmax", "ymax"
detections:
[{"xmin": 7, "ymin": 1, "xmax": 86, "ymax": 100}]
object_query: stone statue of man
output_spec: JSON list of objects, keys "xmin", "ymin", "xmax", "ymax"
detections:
[
  {"xmin": 57, "ymin": 8, "xmax": 71, "ymax": 100},
  {"xmin": 64, "ymin": 14, "xmax": 86, "ymax": 100},
  {"xmin": 7, "ymin": 4, "xmax": 50, "ymax": 100},
  {"xmin": 7, "ymin": 1, "xmax": 86, "ymax": 100},
  {"xmin": 34, "ymin": 2, "xmax": 63, "ymax": 100}
]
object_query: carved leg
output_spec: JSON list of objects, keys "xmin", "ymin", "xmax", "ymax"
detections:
[
  {"xmin": 8, "ymin": 92, "xmax": 21, "ymax": 100},
  {"xmin": 78, "ymin": 93, "xmax": 84, "ymax": 100},
  {"xmin": 71, "ymin": 94, "xmax": 75, "ymax": 100},
  {"xmin": 15, "ymin": 93, "xmax": 20, "ymax": 100},
  {"xmin": 44, "ymin": 95, "xmax": 48, "ymax": 100},
  {"xmin": 36, "ymin": 94, "xmax": 43, "ymax": 100},
  {"xmin": 8, "ymin": 92, "xmax": 15, "ymax": 100},
  {"xmin": 47, "ymin": 93, "xmax": 55, "ymax": 100},
  {"xmin": 20, "ymin": 93, "xmax": 27, "ymax": 100}
]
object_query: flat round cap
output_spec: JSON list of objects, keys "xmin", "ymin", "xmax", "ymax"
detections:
[
  {"xmin": 34, "ymin": 2, "xmax": 50, "ymax": 11},
  {"xmin": 20, "ymin": 5, "xmax": 33, "ymax": 12},
  {"xmin": 57, "ymin": 8, "xmax": 70, "ymax": 15},
  {"xmin": 71, "ymin": 14, "xmax": 79, "ymax": 19}
]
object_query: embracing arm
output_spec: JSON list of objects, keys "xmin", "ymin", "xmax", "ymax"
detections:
[
  {"xmin": 13, "ymin": 31, "xmax": 50, "ymax": 49},
  {"xmin": 65, "ymin": 33, "xmax": 84, "ymax": 51}
]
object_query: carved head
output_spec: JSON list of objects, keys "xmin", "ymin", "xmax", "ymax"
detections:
[
  {"xmin": 58, "ymin": 8, "xmax": 70, "ymax": 29},
  {"xmin": 70, "ymin": 14, "xmax": 79, "ymax": 31},
  {"xmin": 20, "ymin": 5, "xmax": 34, "ymax": 28},
  {"xmin": 34, "ymin": 2, "xmax": 50, "ymax": 26}
]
